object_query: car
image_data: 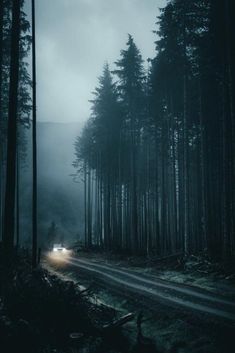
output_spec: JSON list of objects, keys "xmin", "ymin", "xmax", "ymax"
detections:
[{"xmin": 53, "ymin": 244, "xmax": 66, "ymax": 252}]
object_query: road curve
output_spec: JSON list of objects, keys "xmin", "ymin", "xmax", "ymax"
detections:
[{"xmin": 53, "ymin": 255, "xmax": 235, "ymax": 323}]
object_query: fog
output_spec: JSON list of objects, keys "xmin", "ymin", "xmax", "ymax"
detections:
[
  {"xmin": 20, "ymin": 122, "xmax": 84, "ymax": 245},
  {"xmin": 21, "ymin": 0, "xmax": 166, "ymax": 245},
  {"xmin": 24, "ymin": 0, "xmax": 166, "ymax": 123}
]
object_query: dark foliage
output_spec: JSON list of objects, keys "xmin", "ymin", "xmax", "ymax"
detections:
[
  {"xmin": 0, "ymin": 251, "xmax": 136, "ymax": 353},
  {"xmin": 74, "ymin": 0, "xmax": 235, "ymax": 263},
  {"xmin": 0, "ymin": 0, "xmax": 32, "ymax": 254}
]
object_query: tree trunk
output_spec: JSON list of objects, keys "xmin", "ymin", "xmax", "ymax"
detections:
[
  {"xmin": 16, "ymin": 149, "xmax": 20, "ymax": 249},
  {"xmin": 32, "ymin": 0, "xmax": 38, "ymax": 269},
  {"xmin": 183, "ymin": 17, "xmax": 189, "ymax": 257},
  {"xmin": 3, "ymin": 0, "xmax": 21, "ymax": 264},
  {"xmin": 0, "ymin": 0, "xmax": 4, "ymax": 119}
]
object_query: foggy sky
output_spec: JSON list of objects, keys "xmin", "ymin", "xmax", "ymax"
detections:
[{"xmin": 26, "ymin": 0, "xmax": 166, "ymax": 124}]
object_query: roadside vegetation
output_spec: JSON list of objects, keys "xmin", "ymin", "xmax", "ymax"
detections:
[{"xmin": 0, "ymin": 250, "xmax": 133, "ymax": 353}]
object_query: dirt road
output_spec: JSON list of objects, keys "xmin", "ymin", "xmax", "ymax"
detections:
[{"xmin": 54, "ymin": 255, "xmax": 235, "ymax": 324}]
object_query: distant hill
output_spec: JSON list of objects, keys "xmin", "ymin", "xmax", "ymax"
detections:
[{"xmin": 20, "ymin": 121, "xmax": 84, "ymax": 246}]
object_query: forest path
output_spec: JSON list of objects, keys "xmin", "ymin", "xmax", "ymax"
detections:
[{"xmin": 49, "ymin": 255, "xmax": 235, "ymax": 324}]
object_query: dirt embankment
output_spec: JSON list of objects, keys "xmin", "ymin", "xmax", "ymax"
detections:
[{"xmin": 0, "ymin": 253, "xmax": 140, "ymax": 353}]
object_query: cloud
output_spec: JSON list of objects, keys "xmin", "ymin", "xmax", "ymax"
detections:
[{"xmin": 25, "ymin": 0, "xmax": 166, "ymax": 123}]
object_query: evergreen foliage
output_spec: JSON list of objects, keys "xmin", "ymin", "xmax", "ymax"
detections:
[
  {"xmin": 0, "ymin": 0, "xmax": 32, "ymax": 251},
  {"xmin": 74, "ymin": 0, "xmax": 235, "ymax": 261}
]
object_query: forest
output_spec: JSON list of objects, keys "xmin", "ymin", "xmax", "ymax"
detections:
[
  {"xmin": 0, "ymin": 1, "xmax": 235, "ymax": 353},
  {"xmin": 74, "ymin": 0, "xmax": 235, "ymax": 263},
  {"xmin": 0, "ymin": 0, "xmax": 33, "ymax": 262}
]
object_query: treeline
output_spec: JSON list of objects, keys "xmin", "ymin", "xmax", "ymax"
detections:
[
  {"xmin": 74, "ymin": 0, "xmax": 235, "ymax": 261},
  {"xmin": 0, "ymin": 0, "xmax": 32, "ymax": 263}
]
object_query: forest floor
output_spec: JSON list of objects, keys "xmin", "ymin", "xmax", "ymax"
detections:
[
  {"xmin": 0, "ymin": 250, "xmax": 145, "ymax": 353},
  {"xmin": 44, "ymin": 250, "xmax": 235, "ymax": 353}
]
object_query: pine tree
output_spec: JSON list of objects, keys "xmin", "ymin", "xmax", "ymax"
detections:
[
  {"xmin": 113, "ymin": 35, "xmax": 146, "ymax": 253},
  {"xmin": 3, "ymin": 0, "xmax": 21, "ymax": 263}
]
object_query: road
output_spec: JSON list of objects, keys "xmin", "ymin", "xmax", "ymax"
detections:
[{"xmin": 47, "ymin": 254, "xmax": 235, "ymax": 324}]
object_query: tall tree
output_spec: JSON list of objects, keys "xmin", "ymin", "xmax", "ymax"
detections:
[
  {"xmin": 3, "ymin": 0, "xmax": 21, "ymax": 262},
  {"xmin": 113, "ymin": 34, "xmax": 145, "ymax": 253},
  {"xmin": 31, "ymin": 0, "xmax": 37, "ymax": 268},
  {"xmin": 0, "ymin": 0, "xmax": 31, "ymax": 244}
]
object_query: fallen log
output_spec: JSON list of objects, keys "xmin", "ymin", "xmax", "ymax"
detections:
[{"xmin": 102, "ymin": 312, "xmax": 134, "ymax": 331}]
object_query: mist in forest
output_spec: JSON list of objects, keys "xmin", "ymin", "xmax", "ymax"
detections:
[
  {"xmin": 23, "ymin": 0, "xmax": 166, "ymax": 124},
  {"xmin": 20, "ymin": 122, "xmax": 84, "ymax": 246},
  {"xmin": 18, "ymin": 0, "xmax": 166, "ymax": 246}
]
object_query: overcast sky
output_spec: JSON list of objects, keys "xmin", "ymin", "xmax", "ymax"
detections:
[{"xmin": 25, "ymin": 0, "xmax": 166, "ymax": 124}]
